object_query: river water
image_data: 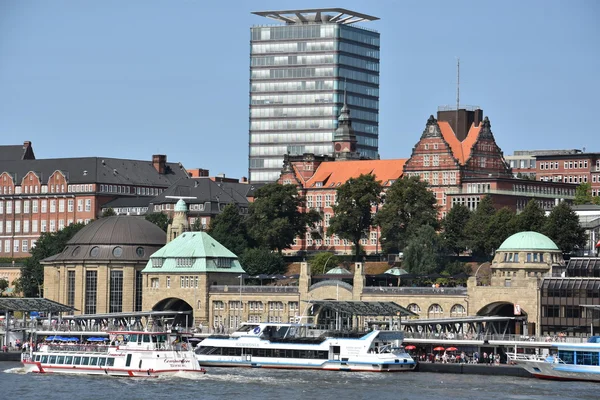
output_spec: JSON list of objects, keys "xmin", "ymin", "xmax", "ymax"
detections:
[{"xmin": 1, "ymin": 361, "xmax": 598, "ymax": 400}]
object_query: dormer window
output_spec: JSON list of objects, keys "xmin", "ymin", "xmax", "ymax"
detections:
[
  {"xmin": 151, "ymin": 258, "xmax": 164, "ymax": 268},
  {"xmin": 215, "ymin": 258, "xmax": 232, "ymax": 268},
  {"xmin": 316, "ymin": 182, "xmax": 323, "ymax": 187}
]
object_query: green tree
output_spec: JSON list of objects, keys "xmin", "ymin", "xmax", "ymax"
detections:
[
  {"xmin": 239, "ymin": 248, "xmax": 286, "ymax": 276},
  {"xmin": 574, "ymin": 183, "xmax": 593, "ymax": 205},
  {"xmin": 375, "ymin": 176, "xmax": 438, "ymax": 254},
  {"xmin": 543, "ymin": 202, "xmax": 586, "ymax": 253},
  {"xmin": 190, "ymin": 218, "xmax": 202, "ymax": 232},
  {"xmin": 308, "ymin": 252, "xmax": 341, "ymax": 275},
  {"xmin": 466, "ymin": 195, "xmax": 496, "ymax": 258},
  {"xmin": 145, "ymin": 212, "xmax": 170, "ymax": 232},
  {"xmin": 208, "ymin": 203, "xmax": 251, "ymax": 256},
  {"xmin": 101, "ymin": 208, "xmax": 116, "ymax": 217},
  {"xmin": 403, "ymin": 225, "xmax": 444, "ymax": 275},
  {"xmin": 328, "ymin": 174, "xmax": 383, "ymax": 259},
  {"xmin": 19, "ymin": 222, "xmax": 86, "ymax": 297},
  {"xmin": 441, "ymin": 204, "xmax": 471, "ymax": 256},
  {"xmin": 247, "ymin": 183, "xmax": 320, "ymax": 253},
  {"xmin": 0, "ymin": 278, "xmax": 8, "ymax": 296},
  {"xmin": 487, "ymin": 207, "xmax": 518, "ymax": 253},
  {"xmin": 515, "ymin": 199, "xmax": 546, "ymax": 232}
]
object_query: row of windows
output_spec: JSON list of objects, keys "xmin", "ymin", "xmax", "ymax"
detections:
[
  {"xmin": 339, "ymin": 25, "xmax": 380, "ymax": 46},
  {"xmin": 199, "ymin": 346, "xmax": 329, "ymax": 359},
  {"xmin": 339, "ymin": 42, "xmax": 379, "ymax": 59},
  {"xmin": 512, "ymin": 184, "xmax": 575, "ymax": 196},
  {"xmin": 251, "ymin": 25, "xmax": 337, "ymax": 41},
  {"xmin": 0, "ymin": 218, "xmax": 87, "ymax": 234},
  {"xmin": 0, "ymin": 239, "xmax": 34, "ymax": 253},
  {"xmin": 249, "ymin": 158, "xmax": 283, "ymax": 169},
  {"xmin": 34, "ymin": 354, "xmax": 116, "ymax": 367},
  {"xmin": 249, "ymin": 144, "xmax": 333, "ymax": 157},
  {"xmin": 250, "ymin": 131, "xmax": 333, "ymax": 145},
  {"xmin": 557, "ymin": 350, "xmax": 600, "ymax": 366},
  {"xmin": 418, "ymin": 171, "xmax": 457, "ymax": 186},
  {"xmin": 251, "ymin": 93, "xmax": 334, "ymax": 105},
  {"xmin": 251, "ymin": 106, "xmax": 337, "ymax": 119},
  {"xmin": 406, "ymin": 303, "xmax": 467, "ymax": 317},
  {"xmin": 212, "ymin": 301, "xmax": 290, "ymax": 311},
  {"xmin": 251, "ymin": 67, "xmax": 335, "ymax": 80},
  {"xmin": 249, "ymin": 170, "xmax": 282, "ymax": 183},
  {"xmin": 0, "ymin": 199, "xmax": 91, "ymax": 214},
  {"xmin": 542, "ymin": 305, "xmax": 597, "ymax": 318},
  {"xmin": 339, "ymin": 54, "xmax": 379, "ymax": 72},
  {"xmin": 99, "ymin": 184, "xmax": 164, "ymax": 196},
  {"xmin": 251, "ymin": 54, "xmax": 335, "ymax": 67},
  {"xmin": 338, "ymin": 67, "xmax": 379, "ymax": 85},
  {"xmin": 251, "ymin": 119, "xmax": 335, "ymax": 131},
  {"xmin": 251, "ymin": 40, "xmax": 335, "ymax": 54},
  {"xmin": 543, "ymin": 289, "xmax": 600, "ymax": 298},
  {"xmin": 251, "ymin": 80, "xmax": 335, "ymax": 93},
  {"xmin": 509, "ymin": 159, "xmax": 536, "ymax": 169}
]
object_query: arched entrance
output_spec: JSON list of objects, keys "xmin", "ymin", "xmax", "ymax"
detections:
[
  {"xmin": 477, "ymin": 301, "xmax": 528, "ymax": 335},
  {"xmin": 152, "ymin": 297, "xmax": 193, "ymax": 328}
]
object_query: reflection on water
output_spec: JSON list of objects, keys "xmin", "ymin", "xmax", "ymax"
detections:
[{"xmin": 2, "ymin": 362, "xmax": 599, "ymax": 400}]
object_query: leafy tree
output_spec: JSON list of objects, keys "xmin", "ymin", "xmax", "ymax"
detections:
[
  {"xmin": 375, "ymin": 176, "xmax": 438, "ymax": 254},
  {"xmin": 574, "ymin": 183, "xmax": 593, "ymax": 205},
  {"xmin": 309, "ymin": 252, "xmax": 341, "ymax": 275},
  {"xmin": 207, "ymin": 203, "xmax": 251, "ymax": 256},
  {"xmin": 441, "ymin": 204, "xmax": 471, "ymax": 256},
  {"xmin": 11, "ymin": 279, "xmax": 22, "ymax": 296},
  {"xmin": 543, "ymin": 202, "xmax": 586, "ymax": 253},
  {"xmin": 101, "ymin": 208, "xmax": 116, "ymax": 217},
  {"xmin": 465, "ymin": 195, "xmax": 496, "ymax": 258},
  {"xmin": 0, "ymin": 278, "xmax": 8, "ymax": 296},
  {"xmin": 443, "ymin": 261, "xmax": 470, "ymax": 276},
  {"xmin": 190, "ymin": 218, "xmax": 202, "ymax": 232},
  {"xmin": 19, "ymin": 222, "xmax": 86, "ymax": 297},
  {"xmin": 403, "ymin": 225, "xmax": 444, "ymax": 275},
  {"xmin": 145, "ymin": 212, "xmax": 170, "ymax": 232},
  {"xmin": 487, "ymin": 207, "xmax": 518, "ymax": 253},
  {"xmin": 247, "ymin": 183, "xmax": 320, "ymax": 253},
  {"xmin": 329, "ymin": 174, "xmax": 383, "ymax": 259},
  {"xmin": 239, "ymin": 248, "xmax": 286, "ymax": 276},
  {"xmin": 515, "ymin": 199, "xmax": 546, "ymax": 232}
]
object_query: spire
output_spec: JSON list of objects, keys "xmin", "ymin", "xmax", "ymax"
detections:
[
  {"xmin": 333, "ymin": 81, "xmax": 358, "ymax": 159},
  {"xmin": 338, "ymin": 79, "xmax": 351, "ymax": 123}
]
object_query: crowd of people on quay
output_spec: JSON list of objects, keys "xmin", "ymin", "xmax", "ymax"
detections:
[{"xmin": 412, "ymin": 350, "xmax": 504, "ymax": 365}]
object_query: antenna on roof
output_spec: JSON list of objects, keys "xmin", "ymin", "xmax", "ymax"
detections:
[
  {"xmin": 165, "ymin": 196, "xmax": 197, "ymax": 201},
  {"xmin": 456, "ymin": 57, "xmax": 460, "ymax": 135}
]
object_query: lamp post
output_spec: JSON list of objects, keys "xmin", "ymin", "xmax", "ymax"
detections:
[{"xmin": 474, "ymin": 262, "xmax": 487, "ymax": 286}]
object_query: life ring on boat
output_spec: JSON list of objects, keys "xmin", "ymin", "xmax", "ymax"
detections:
[{"xmin": 253, "ymin": 326, "xmax": 261, "ymax": 334}]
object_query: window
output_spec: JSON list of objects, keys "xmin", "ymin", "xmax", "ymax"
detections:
[
  {"xmin": 32, "ymin": 200, "xmax": 38, "ymax": 213},
  {"xmin": 32, "ymin": 220, "xmax": 38, "ymax": 233},
  {"xmin": 77, "ymin": 200, "xmax": 83, "ymax": 212},
  {"xmin": 0, "ymin": 201, "xmax": 3, "ymax": 214},
  {"xmin": 166, "ymin": 276, "xmax": 170, "ymax": 288},
  {"xmin": 50, "ymin": 220, "xmax": 56, "ymax": 232},
  {"xmin": 23, "ymin": 200, "xmax": 30, "ymax": 213},
  {"xmin": 22, "ymin": 240, "xmax": 28, "ymax": 253},
  {"xmin": 6, "ymin": 221, "xmax": 11, "ymax": 233},
  {"xmin": 15, "ymin": 221, "xmax": 20, "ymax": 233},
  {"xmin": 50, "ymin": 200, "xmax": 56, "ymax": 213},
  {"xmin": 213, "ymin": 301, "xmax": 224, "ymax": 310},
  {"xmin": 109, "ymin": 270, "xmax": 123, "ymax": 313},
  {"xmin": 427, "ymin": 304, "xmax": 444, "ymax": 318},
  {"xmin": 15, "ymin": 200, "xmax": 21, "ymax": 214},
  {"xmin": 23, "ymin": 220, "xmax": 29, "ymax": 233},
  {"xmin": 407, "ymin": 303, "xmax": 421, "ymax": 314},
  {"xmin": 41, "ymin": 200, "xmax": 47, "ymax": 213},
  {"xmin": 450, "ymin": 304, "xmax": 466, "ymax": 317},
  {"xmin": 85, "ymin": 271, "xmax": 97, "ymax": 314},
  {"xmin": 68, "ymin": 200, "xmax": 74, "ymax": 212},
  {"xmin": 41, "ymin": 220, "xmax": 47, "ymax": 232},
  {"xmin": 85, "ymin": 199, "xmax": 91, "ymax": 212},
  {"xmin": 150, "ymin": 278, "xmax": 159, "ymax": 288},
  {"xmin": 423, "ymin": 155, "xmax": 430, "ymax": 167},
  {"xmin": 6, "ymin": 201, "xmax": 12, "ymax": 214},
  {"xmin": 59, "ymin": 200, "xmax": 65, "ymax": 212},
  {"xmin": 67, "ymin": 271, "xmax": 76, "ymax": 308}
]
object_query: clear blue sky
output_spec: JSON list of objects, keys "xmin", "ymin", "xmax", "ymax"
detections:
[{"xmin": 1, "ymin": 0, "xmax": 598, "ymax": 178}]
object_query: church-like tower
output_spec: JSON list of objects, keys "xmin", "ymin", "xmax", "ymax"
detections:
[
  {"xmin": 167, "ymin": 199, "xmax": 189, "ymax": 243},
  {"xmin": 333, "ymin": 91, "xmax": 360, "ymax": 160}
]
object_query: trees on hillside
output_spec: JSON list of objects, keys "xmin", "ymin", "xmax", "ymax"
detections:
[
  {"xmin": 543, "ymin": 201, "xmax": 587, "ymax": 253},
  {"xmin": 247, "ymin": 183, "xmax": 320, "ymax": 253},
  {"xmin": 574, "ymin": 183, "xmax": 600, "ymax": 205},
  {"xmin": 465, "ymin": 195, "xmax": 496, "ymax": 258},
  {"xmin": 441, "ymin": 204, "xmax": 471, "ymax": 256},
  {"xmin": 207, "ymin": 203, "xmax": 251, "ymax": 256},
  {"xmin": 0, "ymin": 278, "xmax": 8, "ymax": 296},
  {"xmin": 487, "ymin": 207, "xmax": 518, "ymax": 252},
  {"xmin": 308, "ymin": 252, "xmax": 341, "ymax": 275},
  {"xmin": 101, "ymin": 208, "xmax": 116, "ymax": 217},
  {"xmin": 329, "ymin": 174, "xmax": 383, "ymax": 259},
  {"xmin": 239, "ymin": 248, "xmax": 286, "ymax": 276},
  {"xmin": 403, "ymin": 225, "xmax": 444, "ymax": 275},
  {"xmin": 515, "ymin": 199, "xmax": 546, "ymax": 232},
  {"xmin": 375, "ymin": 176, "xmax": 438, "ymax": 254},
  {"xmin": 19, "ymin": 222, "xmax": 86, "ymax": 297},
  {"xmin": 145, "ymin": 212, "xmax": 170, "ymax": 232}
]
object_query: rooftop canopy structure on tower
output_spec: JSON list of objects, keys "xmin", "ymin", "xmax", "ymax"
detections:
[{"xmin": 252, "ymin": 8, "xmax": 379, "ymax": 25}]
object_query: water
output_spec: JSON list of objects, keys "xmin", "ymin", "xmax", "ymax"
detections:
[{"xmin": 1, "ymin": 361, "xmax": 598, "ymax": 400}]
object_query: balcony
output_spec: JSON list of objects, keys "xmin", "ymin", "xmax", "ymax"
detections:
[
  {"xmin": 209, "ymin": 285, "xmax": 298, "ymax": 294},
  {"xmin": 362, "ymin": 287, "xmax": 467, "ymax": 296}
]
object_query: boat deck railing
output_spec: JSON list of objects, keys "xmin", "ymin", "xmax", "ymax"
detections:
[
  {"xmin": 402, "ymin": 331, "xmax": 589, "ymax": 343},
  {"xmin": 45, "ymin": 344, "xmax": 111, "ymax": 354}
]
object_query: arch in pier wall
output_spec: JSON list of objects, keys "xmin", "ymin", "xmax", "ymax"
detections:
[
  {"xmin": 477, "ymin": 301, "xmax": 527, "ymax": 317},
  {"xmin": 151, "ymin": 297, "xmax": 194, "ymax": 327}
]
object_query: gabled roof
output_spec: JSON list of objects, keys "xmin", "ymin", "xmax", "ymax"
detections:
[
  {"xmin": 143, "ymin": 231, "xmax": 246, "ymax": 273},
  {"xmin": 0, "ymin": 157, "xmax": 187, "ymax": 185},
  {"xmin": 305, "ymin": 159, "xmax": 407, "ymax": 188},
  {"xmin": 0, "ymin": 145, "xmax": 28, "ymax": 160},
  {"xmin": 438, "ymin": 121, "xmax": 481, "ymax": 165}
]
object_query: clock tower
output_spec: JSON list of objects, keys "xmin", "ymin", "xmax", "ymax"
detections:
[{"xmin": 333, "ymin": 90, "xmax": 360, "ymax": 160}]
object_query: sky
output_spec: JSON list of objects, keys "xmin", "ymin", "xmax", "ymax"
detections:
[{"xmin": 1, "ymin": 0, "xmax": 599, "ymax": 179}]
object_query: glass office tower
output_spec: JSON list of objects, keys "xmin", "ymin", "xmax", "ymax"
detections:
[{"xmin": 249, "ymin": 9, "xmax": 380, "ymax": 183}]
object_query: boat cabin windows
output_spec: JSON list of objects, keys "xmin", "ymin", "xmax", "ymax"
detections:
[
  {"xmin": 57, "ymin": 356, "xmax": 65, "ymax": 364},
  {"xmin": 81, "ymin": 356, "xmax": 90, "ymax": 365},
  {"xmin": 49, "ymin": 355, "xmax": 57, "ymax": 364},
  {"xmin": 236, "ymin": 324, "xmax": 259, "ymax": 333},
  {"xmin": 89, "ymin": 357, "xmax": 98, "ymax": 366},
  {"xmin": 65, "ymin": 356, "xmax": 73, "ymax": 364},
  {"xmin": 74, "ymin": 356, "xmax": 81, "ymax": 364},
  {"xmin": 198, "ymin": 346, "xmax": 329, "ymax": 360},
  {"xmin": 558, "ymin": 350, "xmax": 600, "ymax": 366},
  {"xmin": 41, "ymin": 355, "xmax": 48, "ymax": 363}
]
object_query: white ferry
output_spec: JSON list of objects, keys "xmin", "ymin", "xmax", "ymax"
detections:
[
  {"xmin": 22, "ymin": 331, "xmax": 207, "ymax": 377},
  {"xmin": 195, "ymin": 322, "xmax": 416, "ymax": 372},
  {"xmin": 509, "ymin": 336, "xmax": 600, "ymax": 381}
]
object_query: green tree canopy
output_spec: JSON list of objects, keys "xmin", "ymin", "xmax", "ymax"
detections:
[
  {"xmin": 0, "ymin": 278, "xmax": 8, "ymax": 296},
  {"xmin": 574, "ymin": 183, "xmax": 593, "ymax": 205},
  {"xmin": 239, "ymin": 248, "xmax": 286, "ymax": 276},
  {"xmin": 19, "ymin": 222, "xmax": 86, "ymax": 297},
  {"xmin": 543, "ymin": 201, "xmax": 586, "ymax": 253},
  {"xmin": 403, "ymin": 225, "xmax": 444, "ymax": 275},
  {"xmin": 247, "ymin": 183, "xmax": 320, "ymax": 252},
  {"xmin": 145, "ymin": 212, "xmax": 170, "ymax": 232},
  {"xmin": 487, "ymin": 207, "xmax": 518, "ymax": 253},
  {"xmin": 329, "ymin": 174, "xmax": 383, "ymax": 259},
  {"xmin": 515, "ymin": 199, "xmax": 546, "ymax": 232},
  {"xmin": 308, "ymin": 252, "xmax": 341, "ymax": 275},
  {"xmin": 465, "ymin": 195, "xmax": 496, "ymax": 258},
  {"xmin": 207, "ymin": 203, "xmax": 252, "ymax": 256},
  {"xmin": 441, "ymin": 204, "xmax": 471, "ymax": 256},
  {"xmin": 375, "ymin": 176, "xmax": 439, "ymax": 254},
  {"xmin": 101, "ymin": 208, "xmax": 116, "ymax": 217}
]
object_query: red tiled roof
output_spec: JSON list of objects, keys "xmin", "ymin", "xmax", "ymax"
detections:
[
  {"xmin": 438, "ymin": 121, "xmax": 482, "ymax": 165},
  {"xmin": 305, "ymin": 159, "xmax": 407, "ymax": 188}
]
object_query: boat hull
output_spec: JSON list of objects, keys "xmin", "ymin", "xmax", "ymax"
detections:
[
  {"xmin": 516, "ymin": 360, "xmax": 600, "ymax": 382},
  {"xmin": 197, "ymin": 357, "xmax": 416, "ymax": 372},
  {"xmin": 22, "ymin": 360, "xmax": 206, "ymax": 377}
]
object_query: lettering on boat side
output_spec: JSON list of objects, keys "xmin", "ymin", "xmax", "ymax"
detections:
[
  {"xmin": 235, "ymin": 343, "xmax": 260, "ymax": 347},
  {"xmin": 163, "ymin": 358, "xmax": 190, "ymax": 364}
]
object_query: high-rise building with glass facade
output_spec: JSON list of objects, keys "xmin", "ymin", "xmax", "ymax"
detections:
[{"xmin": 249, "ymin": 9, "xmax": 380, "ymax": 183}]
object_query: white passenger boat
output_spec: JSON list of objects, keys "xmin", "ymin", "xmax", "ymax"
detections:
[
  {"xmin": 509, "ymin": 336, "xmax": 600, "ymax": 381},
  {"xmin": 22, "ymin": 331, "xmax": 207, "ymax": 377},
  {"xmin": 195, "ymin": 322, "xmax": 416, "ymax": 372}
]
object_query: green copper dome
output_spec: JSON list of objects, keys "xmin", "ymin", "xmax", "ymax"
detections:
[
  {"xmin": 326, "ymin": 266, "xmax": 352, "ymax": 275},
  {"xmin": 174, "ymin": 199, "xmax": 188, "ymax": 212},
  {"xmin": 498, "ymin": 231, "xmax": 559, "ymax": 251}
]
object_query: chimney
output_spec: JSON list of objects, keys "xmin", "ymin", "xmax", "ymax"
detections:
[
  {"xmin": 240, "ymin": 176, "xmax": 248, "ymax": 183},
  {"xmin": 152, "ymin": 154, "xmax": 167, "ymax": 174},
  {"xmin": 22, "ymin": 141, "xmax": 35, "ymax": 160}
]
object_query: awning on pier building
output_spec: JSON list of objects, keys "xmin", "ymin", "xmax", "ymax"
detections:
[
  {"xmin": 0, "ymin": 297, "xmax": 76, "ymax": 313},
  {"xmin": 306, "ymin": 300, "xmax": 417, "ymax": 317}
]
